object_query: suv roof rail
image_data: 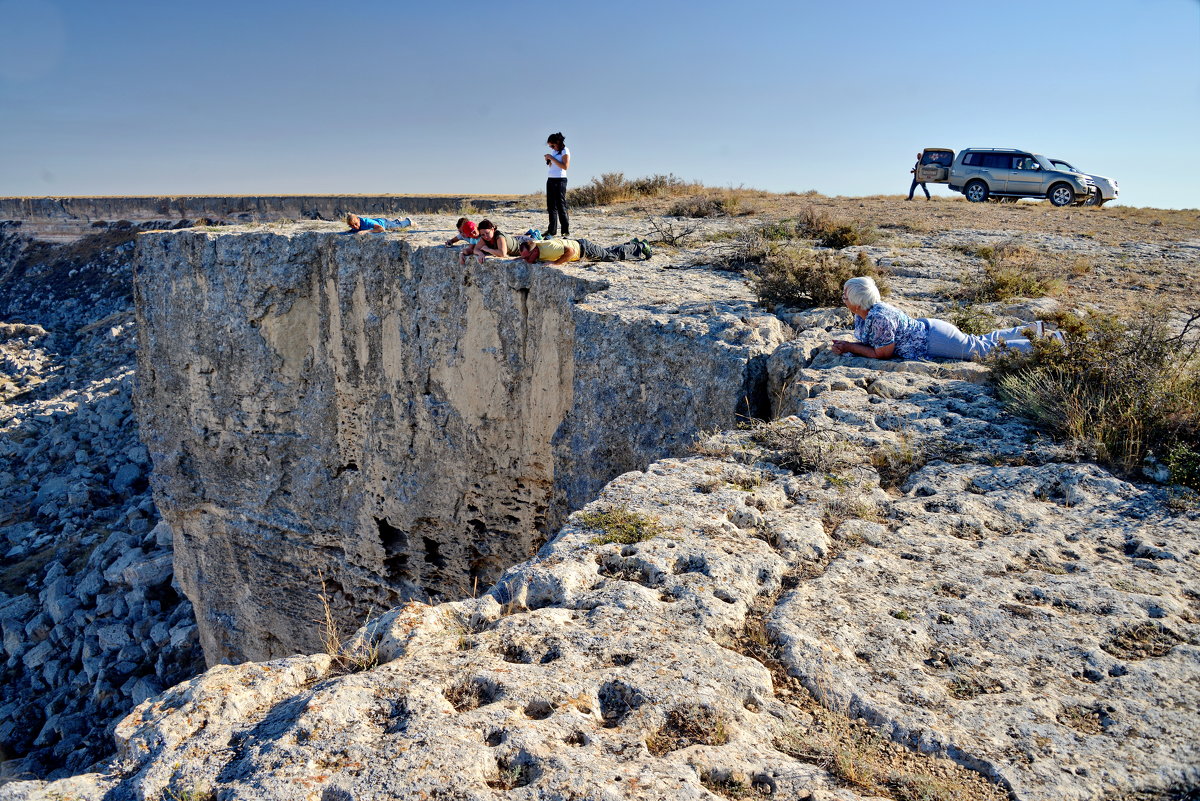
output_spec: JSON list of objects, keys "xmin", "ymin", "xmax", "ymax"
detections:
[{"xmin": 963, "ymin": 147, "xmax": 1026, "ymax": 153}]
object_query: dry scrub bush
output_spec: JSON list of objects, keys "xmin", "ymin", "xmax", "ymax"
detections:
[
  {"xmin": 645, "ymin": 217, "xmax": 699, "ymax": 247},
  {"xmin": 751, "ymin": 420, "xmax": 866, "ymax": 476},
  {"xmin": 755, "ymin": 249, "xmax": 889, "ymax": 310},
  {"xmin": 948, "ymin": 303, "xmax": 1001, "ymax": 336},
  {"xmin": 991, "ymin": 309, "xmax": 1200, "ymax": 489},
  {"xmin": 705, "ymin": 212, "xmax": 888, "ymax": 307},
  {"xmin": 795, "ymin": 205, "xmax": 881, "ymax": 248},
  {"xmin": 958, "ymin": 242, "xmax": 1064, "ymax": 302},
  {"xmin": 668, "ymin": 193, "xmax": 752, "ymax": 218},
  {"xmin": 568, "ymin": 173, "xmax": 699, "ymax": 207}
]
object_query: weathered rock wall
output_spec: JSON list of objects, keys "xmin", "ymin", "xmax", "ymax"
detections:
[
  {"xmin": 133, "ymin": 228, "xmax": 783, "ymax": 665},
  {"xmin": 0, "ymin": 195, "xmax": 517, "ymax": 242}
]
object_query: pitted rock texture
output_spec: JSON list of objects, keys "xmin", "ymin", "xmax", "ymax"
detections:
[
  {"xmin": 0, "ymin": 457, "xmax": 998, "ymax": 801},
  {"xmin": 133, "ymin": 226, "xmax": 786, "ymax": 665},
  {"xmin": 8, "ymin": 350, "xmax": 1197, "ymax": 801}
]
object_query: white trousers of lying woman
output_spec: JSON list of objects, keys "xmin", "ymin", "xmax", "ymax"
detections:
[{"xmin": 922, "ymin": 318, "xmax": 1037, "ymax": 359}]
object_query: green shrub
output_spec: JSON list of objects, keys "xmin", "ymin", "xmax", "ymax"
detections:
[
  {"xmin": 754, "ymin": 248, "xmax": 889, "ymax": 310},
  {"xmin": 1167, "ymin": 442, "xmax": 1200, "ymax": 491},
  {"xmin": 990, "ymin": 309, "xmax": 1200, "ymax": 484}
]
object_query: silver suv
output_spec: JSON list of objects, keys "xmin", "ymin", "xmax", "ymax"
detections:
[{"xmin": 947, "ymin": 148, "xmax": 1095, "ymax": 206}]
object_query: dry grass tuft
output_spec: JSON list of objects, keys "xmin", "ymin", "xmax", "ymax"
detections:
[
  {"xmin": 822, "ymin": 497, "xmax": 885, "ymax": 534},
  {"xmin": 1102, "ymin": 622, "xmax": 1183, "ymax": 660},
  {"xmin": 576, "ymin": 506, "xmax": 665, "ymax": 545},
  {"xmin": 318, "ymin": 580, "xmax": 381, "ymax": 675},
  {"xmin": 645, "ymin": 704, "xmax": 730, "ymax": 755}
]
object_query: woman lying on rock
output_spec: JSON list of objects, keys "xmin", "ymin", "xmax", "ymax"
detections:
[
  {"xmin": 473, "ymin": 220, "xmax": 525, "ymax": 261},
  {"xmin": 518, "ymin": 236, "xmax": 651, "ymax": 265},
  {"xmin": 830, "ymin": 276, "xmax": 1062, "ymax": 361},
  {"xmin": 345, "ymin": 213, "xmax": 412, "ymax": 233}
]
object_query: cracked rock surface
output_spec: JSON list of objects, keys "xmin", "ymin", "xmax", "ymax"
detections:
[{"xmin": 6, "ymin": 353, "xmax": 1196, "ymax": 800}]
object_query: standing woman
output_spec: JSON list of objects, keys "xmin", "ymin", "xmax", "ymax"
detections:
[{"xmin": 544, "ymin": 132, "xmax": 570, "ymax": 237}]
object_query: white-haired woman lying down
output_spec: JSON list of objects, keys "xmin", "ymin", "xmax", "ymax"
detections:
[{"xmin": 830, "ymin": 276, "xmax": 1061, "ymax": 361}]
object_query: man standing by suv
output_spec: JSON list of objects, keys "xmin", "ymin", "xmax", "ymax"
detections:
[{"xmin": 907, "ymin": 152, "xmax": 930, "ymax": 201}]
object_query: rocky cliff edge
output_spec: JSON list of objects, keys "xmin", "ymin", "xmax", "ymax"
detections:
[{"xmin": 3, "ymin": 221, "xmax": 1196, "ymax": 801}]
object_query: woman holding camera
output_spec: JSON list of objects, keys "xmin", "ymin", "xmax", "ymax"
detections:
[{"xmin": 544, "ymin": 132, "xmax": 570, "ymax": 237}]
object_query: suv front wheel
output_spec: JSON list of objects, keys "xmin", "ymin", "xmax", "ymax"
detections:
[
  {"xmin": 965, "ymin": 180, "xmax": 989, "ymax": 203},
  {"xmin": 1048, "ymin": 183, "xmax": 1076, "ymax": 207}
]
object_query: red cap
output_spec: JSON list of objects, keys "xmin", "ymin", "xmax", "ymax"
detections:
[
  {"xmin": 521, "ymin": 246, "xmax": 540, "ymax": 264},
  {"xmin": 459, "ymin": 220, "xmax": 478, "ymax": 237}
]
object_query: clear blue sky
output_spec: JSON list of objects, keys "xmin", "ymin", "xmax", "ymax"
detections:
[{"xmin": 1, "ymin": 0, "xmax": 1197, "ymax": 208}]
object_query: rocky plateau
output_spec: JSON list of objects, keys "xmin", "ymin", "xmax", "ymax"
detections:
[{"xmin": 0, "ymin": 196, "xmax": 1196, "ymax": 800}]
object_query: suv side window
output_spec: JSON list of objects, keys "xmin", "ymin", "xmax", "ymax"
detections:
[
  {"xmin": 981, "ymin": 154, "xmax": 1016, "ymax": 169},
  {"xmin": 963, "ymin": 152, "xmax": 979, "ymax": 166},
  {"xmin": 1015, "ymin": 157, "xmax": 1040, "ymax": 171}
]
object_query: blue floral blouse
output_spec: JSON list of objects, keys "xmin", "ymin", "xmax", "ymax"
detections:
[{"xmin": 853, "ymin": 302, "xmax": 929, "ymax": 359}]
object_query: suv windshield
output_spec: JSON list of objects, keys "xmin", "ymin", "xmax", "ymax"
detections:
[{"xmin": 1050, "ymin": 160, "xmax": 1079, "ymax": 172}]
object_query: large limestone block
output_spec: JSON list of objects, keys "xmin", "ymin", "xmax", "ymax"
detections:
[{"xmin": 134, "ymin": 229, "xmax": 786, "ymax": 664}]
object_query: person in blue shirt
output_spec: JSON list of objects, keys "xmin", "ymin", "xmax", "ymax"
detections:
[
  {"xmin": 832, "ymin": 276, "xmax": 1061, "ymax": 360},
  {"xmin": 345, "ymin": 213, "xmax": 412, "ymax": 233}
]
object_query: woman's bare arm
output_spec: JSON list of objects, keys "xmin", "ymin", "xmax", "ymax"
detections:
[{"xmin": 831, "ymin": 340, "xmax": 895, "ymax": 359}]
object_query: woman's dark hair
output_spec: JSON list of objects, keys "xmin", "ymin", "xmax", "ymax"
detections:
[
  {"xmin": 547, "ymin": 132, "xmax": 565, "ymax": 148},
  {"xmin": 478, "ymin": 219, "xmax": 501, "ymax": 239}
]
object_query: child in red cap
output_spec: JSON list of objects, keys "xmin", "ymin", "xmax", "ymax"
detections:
[{"xmin": 445, "ymin": 218, "xmax": 482, "ymax": 264}]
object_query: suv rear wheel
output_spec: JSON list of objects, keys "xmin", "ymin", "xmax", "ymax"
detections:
[
  {"xmin": 965, "ymin": 180, "xmax": 989, "ymax": 203},
  {"xmin": 1048, "ymin": 183, "xmax": 1076, "ymax": 207}
]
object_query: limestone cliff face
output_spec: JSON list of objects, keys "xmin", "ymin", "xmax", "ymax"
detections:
[
  {"xmin": 133, "ymin": 228, "xmax": 784, "ymax": 665},
  {"xmin": 0, "ymin": 196, "xmax": 515, "ymax": 242}
]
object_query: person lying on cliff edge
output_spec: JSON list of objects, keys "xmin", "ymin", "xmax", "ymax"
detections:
[
  {"xmin": 345, "ymin": 213, "xmax": 412, "ymax": 233},
  {"xmin": 445, "ymin": 218, "xmax": 482, "ymax": 265},
  {"xmin": 472, "ymin": 220, "xmax": 526, "ymax": 263},
  {"xmin": 518, "ymin": 236, "xmax": 652, "ymax": 265},
  {"xmin": 830, "ymin": 276, "xmax": 1064, "ymax": 361}
]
